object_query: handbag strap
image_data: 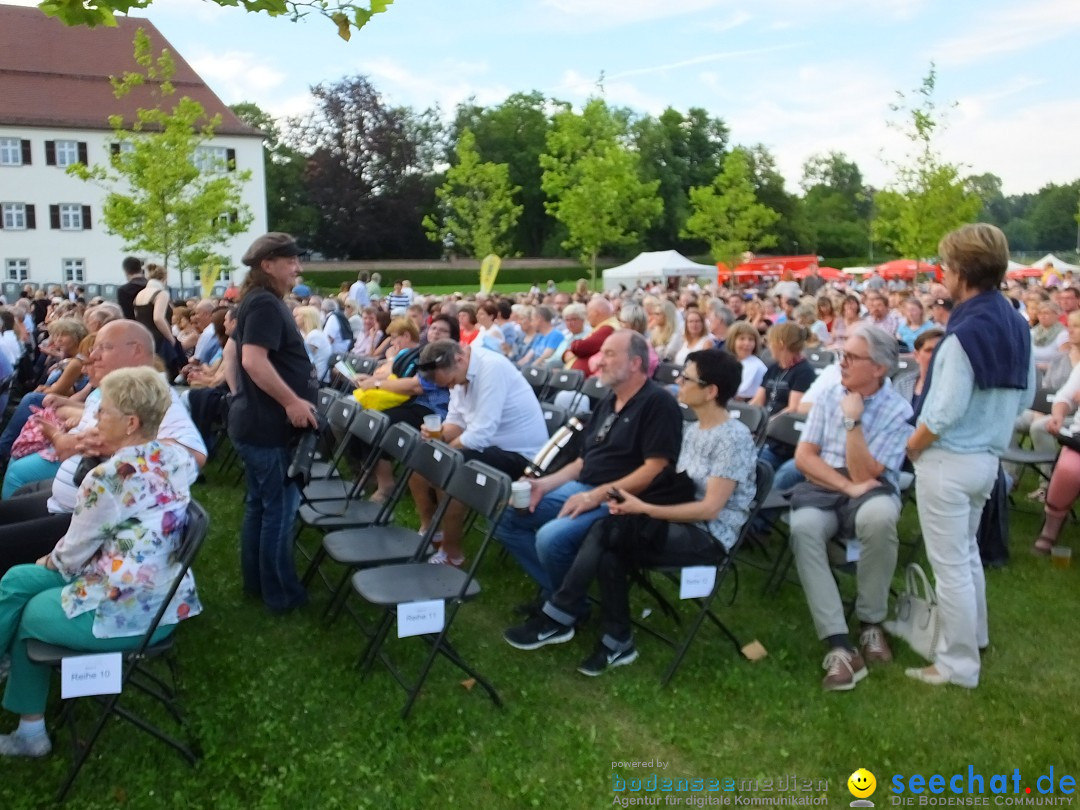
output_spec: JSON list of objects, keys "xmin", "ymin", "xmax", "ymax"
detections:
[{"xmin": 905, "ymin": 563, "xmax": 937, "ymax": 605}]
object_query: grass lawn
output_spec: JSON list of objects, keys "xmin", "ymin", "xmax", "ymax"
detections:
[{"xmin": 2, "ymin": 454, "xmax": 1078, "ymax": 809}]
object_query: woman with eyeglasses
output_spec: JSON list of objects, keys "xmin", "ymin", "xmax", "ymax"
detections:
[
  {"xmin": 892, "ymin": 328, "xmax": 944, "ymax": 409},
  {"xmin": 503, "ymin": 349, "xmax": 757, "ymax": 676}
]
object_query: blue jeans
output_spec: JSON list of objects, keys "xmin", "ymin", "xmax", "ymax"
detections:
[
  {"xmin": 496, "ymin": 480, "xmax": 609, "ymax": 599},
  {"xmin": 235, "ymin": 442, "xmax": 306, "ymax": 613}
]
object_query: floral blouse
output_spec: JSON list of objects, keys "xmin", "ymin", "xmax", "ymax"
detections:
[{"xmin": 51, "ymin": 440, "xmax": 202, "ymax": 639}]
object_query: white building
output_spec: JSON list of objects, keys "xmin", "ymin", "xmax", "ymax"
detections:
[{"xmin": 0, "ymin": 4, "xmax": 267, "ymax": 299}]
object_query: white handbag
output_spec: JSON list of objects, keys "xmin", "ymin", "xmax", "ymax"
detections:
[{"xmin": 884, "ymin": 563, "xmax": 941, "ymax": 662}]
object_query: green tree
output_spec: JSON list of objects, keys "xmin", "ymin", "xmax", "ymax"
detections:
[
  {"xmin": 872, "ymin": 65, "xmax": 981, "ymax": 258},
  {"xmin": 633, "ymin": 107, "xmax": 729, "ymax": 249},
  {"xmin": 1028, "ymin": 182, "xmax": 1080, "ymax": 249},
  {"xmin": 801, "ymin": 151, "xmax": 871, "ymax": 257},
  {"xmin": 744, "ymin": 144, "xmax": 810, "ymax": 254},
  {"xmin": 540, "ymin": 99, "xmax": 662, "ymax": 285},
  {"xmin": 69, "ymin": 29, "xmax": 252, "ymax": 288},
  {"xmin": 230, "ymin": 102, "xmax": 319, "ymax": 239},
  {"xmin": 40, "ymin": 0, "xmax": 393, "ymax": 41},
  {"xmin": 682, "ymin": 148, "xmax": 780, "ymax": 268},
  {"xmin": 422, "ymin": 130, "xmax": 522, "ymax": 260}
]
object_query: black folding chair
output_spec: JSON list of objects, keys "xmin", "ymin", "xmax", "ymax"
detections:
[
  {"xmin": 807, "ymin": 349, "xmax": 835, "ymax": 370},
  {"xmin": 313, "ymin": 439, "xmax": 463, "ymax": 622},
  {"xmin": 726, "ymin": 401, "xmax": 770, "ymax": 447},
  {"xmin": 27, "ymin": 501, "xmax": 210, "ymax": 802},
  {"xmin": 521, "ymin": 365, "xmax": 550, "ymax": 399},
  {"xmin": 543, "ymin": 369, "xmax": 583, "ymax": 403},
  {"xmin": 303, "ymin": 396, "xmax": 360, "ymax": 497},
  {"xmin": 1002, "ymin": 386, "xmax": 1061, "ymax": 509},
  {"xmin": 540, "ymin": 402, "xmax": 568, "ymax": 437},
  {"xmin": 352, "ymin": 461, "xmax": 512, "ymax": 718},
  {"xmin": 633, "ymin": 461, "xmax": 774, "ymax": 685},
  {"xmin": 652, "ymin": 361, "xmax": 683, "ymax": 387},
  {"xmin": 572, "ymin": 375, "xmax": 607, "ymax": 412}
]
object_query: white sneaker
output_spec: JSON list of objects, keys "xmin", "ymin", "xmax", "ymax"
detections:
[{"xmin": 0, "ymin": 731, "xmax": 52, "ymax": 758}]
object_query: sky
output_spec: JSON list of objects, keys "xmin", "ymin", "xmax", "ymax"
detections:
[{"xmin": 14, "ymin": 0, "xmax": 1080, "ymax": 196}]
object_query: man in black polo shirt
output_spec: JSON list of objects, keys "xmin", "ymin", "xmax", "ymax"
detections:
[
  {"xmin": 229, "ymin": 232, "xmax": 319, "ymax": 613},
  {"xmin": 497, "ymin": 330, "xmax": 682, "ymax": 604},
  {"xmin": 116, "ymin": 256, "xmax": 146, "ymax": 320}
]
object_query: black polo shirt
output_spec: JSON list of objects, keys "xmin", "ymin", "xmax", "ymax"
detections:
[{"xmin": 579, "ymin": 379, "xmax": 682, "ymax": 485}]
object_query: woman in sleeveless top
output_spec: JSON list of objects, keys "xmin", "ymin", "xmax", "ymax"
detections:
[{"xmin": 132, "ymin": 263, "xmax": 173, "ymax": 357}]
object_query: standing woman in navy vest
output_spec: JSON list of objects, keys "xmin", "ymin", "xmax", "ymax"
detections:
[{"xmin": 905, "ymin": 224, "xmax": 1034, "ymax": 688}]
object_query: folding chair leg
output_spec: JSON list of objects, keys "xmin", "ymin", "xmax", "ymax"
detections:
[
  {"xmin": 402, "ymin": 624, "xmax": 502, "ymax": 720},
  {"xmin": 357, "ymin": 612, "xmax": 395, "ymax": 677},
  {"xmin": 660, "ymin": 595, "xmax": 739, "ymax": 686}
]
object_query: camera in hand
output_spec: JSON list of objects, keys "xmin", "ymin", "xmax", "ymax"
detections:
[{"xmin": 287, "ymin": 413, "xmax": 327, "ymax": 487}]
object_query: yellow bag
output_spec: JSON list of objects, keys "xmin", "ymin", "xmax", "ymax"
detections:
[{"xmin": 353, "ymin": 376, "xmax": 410, "ymax": 411}]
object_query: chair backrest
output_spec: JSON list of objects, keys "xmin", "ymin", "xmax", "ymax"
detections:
[
  {"xmin": 407, "ymin": 439, "xmax": 462, "ymax": 491},
  {"xmin": 680, "ymin": 404, "xmax": 698, "ymax": 422},
  {"xmin": 522, "ymin": 365, "xmax": 550, "ymax": 397},
  {"xmin": 326, "ymin": 396, "xmax": 358, "ymax": 440},
  {"xmin": 445, "ymin": 460, "xmax": 512, "ymax": 521},
  {"xmin": 807, "ymin": 350, "xmax": 835, "ymax": 369},
  {"xmin": 1033, "ymin": 386, "xmax": 1057, "ymax": 415},
  {"xmin": 653, "ymin": 361, "xmax": 682, "ymax": 386},
  {"xmin": 540, "ymin": 402, "xmax": 568, "ymax": 437},
  {"xmin": 354, "ymin": 356, "xmax": 380, "ymax": 376},
  {"xmin": 894, "ymin": 354, "xmax": 916, "ymax": 377},
  {"xmin": 737, "ymin": 460, "xmax": 775, "ymax": 543},
  {"xmin": 317, "ymin": 386, "xmax": 342, "ymax": 417},
  {"xmin": 578, "ymin": 375, "xmax": 607, "ymax": 405},
  {"xmin": 546, "ymin": 369, "xmax": 583, "ymax": 396},
  {"xmin": 347, "ymin": 408, "xmax": 391, "ymax": 446},
  {"xmin": 726, "ymin": 401, "xmax": 769, "ymax": 446},
  {"xmin": 765, "ymin": 412, "xmax": 807, "ymax": 449},
  {"xmin": 378, "ymin": 422, "xmax": 421, "ymax": 465}
]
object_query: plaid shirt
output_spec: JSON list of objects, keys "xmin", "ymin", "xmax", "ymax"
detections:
[{"xmin": 800, "ymin": 377, "xmax": 914, "ymax": 489}]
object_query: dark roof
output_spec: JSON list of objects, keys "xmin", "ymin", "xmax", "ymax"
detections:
[{"xmin": 0, "ymin": 4, "xmax": 261, "ymax": 137}]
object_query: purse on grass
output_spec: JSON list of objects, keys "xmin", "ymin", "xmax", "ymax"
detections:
[{"xmin": 884, "ymin": 563, "xmax": 940, "ymax": 663}]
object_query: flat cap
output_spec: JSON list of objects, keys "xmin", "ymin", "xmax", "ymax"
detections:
[{"xmin": 242, "ymin": 232, "xmax": 303, "ymax": 267}]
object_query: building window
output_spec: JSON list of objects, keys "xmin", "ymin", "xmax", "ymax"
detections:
[
  {"xmin": 62, "ymin": 259, "xmax": 85, "ymax": 283},
  {"xmin": 5, "ymin": 259, "xmax": 29, "ymax": 282},
  {"xmin": 110, "ymin": 141, "xmax": 136, "ymax": 157},
  {"xmin": 194, "ymin": 146, "xmax": 235, "ymax": 173},
  {"xmin": 59, "ymin": 204, "xmax": 83, "ymax": 230},
  {"xmin": 46, "ymin": 140, "xmax": 87, "ymax": 168},
  {"xmin": 0, "ymin": 138, "xmax": 29, "ymax": 166},
  {"xmin": 1, "ymin": 203, "xmax": 27, "ymax": 230}
]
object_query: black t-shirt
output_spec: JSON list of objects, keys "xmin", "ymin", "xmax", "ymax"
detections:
[
  {"xmin": 760, "ymin": 358, "xmax": 816, "ymax": 416},
  {"xmin": 579, "ymin": 380, "xmax": 682, "ymax": 485},
  {"xmin": 228, "ymin": 288, "xmax": 317, "ymax": 447},
  {"xmin": 117, "ymin": 277, "xmax": 147, "ymax": 321}
]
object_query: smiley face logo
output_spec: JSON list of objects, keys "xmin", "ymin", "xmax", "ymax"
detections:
[{"xmin": 848, "ymin": 768, "xmax": 877, "ymax": 799}]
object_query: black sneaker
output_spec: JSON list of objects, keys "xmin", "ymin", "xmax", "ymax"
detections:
[
  {"xmin": 577, "ymin": 641, "xmax": 638, "ymax": 676},
  {"xmin": 503, "ymin": 614, "xmax": 575, "ymax": 651}
]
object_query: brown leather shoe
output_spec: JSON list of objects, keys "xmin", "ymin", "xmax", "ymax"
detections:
[
  {"xmin": 822, "ymin": 648, "xmax": 868, "ymax": 691},
  {"xmin": 859, "ymin": 625, "xmax": 893, "ymax": 664}
]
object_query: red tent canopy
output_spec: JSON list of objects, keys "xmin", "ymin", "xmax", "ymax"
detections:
[
  {"xmin": 793, "ymin": 266, "xmax": 844, "ymax": 281},
  {"xmin": 1006, "ymin": 266, "xmax": 1043, "ymax": 280},
  {"xmin": 876, "ymin": 259, "xmax": 940, "ymax": 280}
]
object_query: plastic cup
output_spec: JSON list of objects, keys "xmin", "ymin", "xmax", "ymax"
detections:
[
  {"xmin": 1051, "ymin": 546, "xmax": 1072, "ymax": 569},
  {"xmin": 422, "ymin": 414, "xmax": 442, "ymax": 439},
  {"xmin": 510, "ymin": 480, "xmax": 532, "ymax": 510}
]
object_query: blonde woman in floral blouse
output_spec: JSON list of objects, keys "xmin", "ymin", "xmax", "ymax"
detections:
[{"xmin": 0, "ymin": 366, "xmax": 200, "ymax": 758}]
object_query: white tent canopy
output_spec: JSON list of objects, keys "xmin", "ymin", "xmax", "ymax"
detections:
[
  {"xmin": 1030, "ymin": 253, "xmax": 1080, "ymax": 272},
  {"xmin": 1006, "ymin": 260, "xmax": 1030, "ymax": 271},
  {"xmin": 602, "ymin": 250, "xmax": 715, "ymax": 291}
]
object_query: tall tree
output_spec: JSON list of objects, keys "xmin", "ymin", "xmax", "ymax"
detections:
[
  {"xmin": 1028, "ymin": 182, "xmax": 1080, "ymax": 250},
  {"xmin": 872, "ymin": 65, "xmax": 981, "ymax": 259},
  {"xmin": 41, "ymin": 0, "xmax": 394, "ymax": 41},
  {"xmin": 540, "ymin": 99, "xmax": 662, "ymax": 284},
  {"xmin": 633, "ymin": 107, "xmax": 729, "ymax": 249},
  {"xmin": 744, "ymin": 144, "xmax": 810, "ymax": 254},
  {"xmin": 69, "ymin": 29, "xmax": 252, "ymax": 288},
  {"xmin": 422, "ymin": 129, "xmax": 522, "ymax": 260},
  {"xmin": 682, "ymin": 147, "xmax": 780, "ymax": 268},
  {"xmin": 230, "ymin": 102, "xmax": 320, "ymax": 240},
  {"xmin": 801, "ymin": 151, "xmax": 871, "ymax": 257},
  {"xmin": 292, "ymin": 75, "xmax": 442, "ymax": 259},
  {"xmin": 965, "ymin": 172, "xmax": 1008, "ymax": 225},
  {"xmin": 452, "ymin": 92, "xmax": 565, "ymax": 256}
]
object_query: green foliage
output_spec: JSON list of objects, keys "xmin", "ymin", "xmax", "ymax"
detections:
[
  {"xmin": 540, "ymin": 99, "xmax": 662, "ymax": 283},
  {"xmin": 68, "ymin": 29, "xmax": 252, "ymax": 288},
  {"xmin": 802, "ymin": 151, "xmax": 871, "ymax": 257},
  {"xmin": 423, "ymin": 130, "xmax": 523, "ymax": 261},
  {"xmin": 872, "ymin": 64, "xmax": 981, "ymax": 258},
  {"xmin": 744, "ymin": 144, "xmax": 810, "ymax": 254},
  {"xmin": 38, "ymin": 0, "xmax": 393, "ymax": 41},
  {"xmin": 682, "ymin": 148, "xmax": 780, "ymax": 267}
]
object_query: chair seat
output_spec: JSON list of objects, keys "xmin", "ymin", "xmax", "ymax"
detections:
[
  {"xmin": 1000, "ymin": 448, "xmax": 1058, "ymax": 465},
  {"xmin": 324, "ymin": 526, "xmax": 424, "ymax": 566},
  {"xmin": 26, "ymin": 636, "xmax": 174, "ymax": 665},
  {"xmin": 352, "ymin": 563, "xmax": 481, "ymax": 606},
  {"xmin": 761, "ymin": 490, "xmax": 791, "ymax": 511},
  {"xmin": 299, "ymin": 500, "xmax": 383, "ymax": 528},
  {"xmin": 310, "ymin": 461, "xmax": 342, "ymax": 479},
  {"xmin": 303, "ymin": 478, "xmax": 354, "ymax": 501}
]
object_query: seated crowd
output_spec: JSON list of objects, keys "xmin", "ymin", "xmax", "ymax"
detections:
[{"xmin": 0, "ymin": 223, "xmax": 1070, "ymax": 759}]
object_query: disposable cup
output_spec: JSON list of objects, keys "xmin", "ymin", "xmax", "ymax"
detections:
[
  {"xmin": 1051, "ymin": 546, "xmax": 1072, "ymax": 569},
  {"xmin": 510, "ymin": 480, "xmax": 532, "ymax": 509}
]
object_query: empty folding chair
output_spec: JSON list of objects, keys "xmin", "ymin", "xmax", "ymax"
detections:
[
  {"xmin": 540, "ymin": 402, "xmax": 568, "ymax": 437},
  {"xmin": 521, "ymin": 365, "xmax": 550, "ymax": 399},
  {"xmin": 726, "ymin": 401, "xmax": 769, "ymax": 447},
  {"xmin": 572, "ymin": 375, "xmax": 607, "ymax": 413},
  {"xmin": 543, "ymin": 368, "xmax": 583, "ymax": 403},
  {"xmin": 807, "ymin": 349, "xmax": 835, "ymax": 370},
  {"xmin": 302, "ymin": 396, "xmax": 360, "ymax": 498},
  {"xmin": 27, "ymin": 502, "xmax": 210, "ymax": 802},
  {"xmin": 352, "ymin": 460, "xmax": 512, "ymax": 718}
]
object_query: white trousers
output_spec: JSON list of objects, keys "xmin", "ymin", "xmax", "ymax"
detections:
[{"xmin": 914, "ymin": 447, "xmax": 998, "ymax": 688}]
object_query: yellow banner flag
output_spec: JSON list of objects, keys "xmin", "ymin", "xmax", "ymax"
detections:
[
  {"xmin": 200, "ymin": 257, "xmax": 222, "ymax": 300},
  {"xmin": 479, "ymin": 254, "xmax": 501, "ymax": 294}
]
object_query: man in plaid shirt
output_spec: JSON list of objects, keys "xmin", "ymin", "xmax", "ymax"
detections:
[{"xmin": 788, "ymin": 324, "xmax": 914, "ymax": 692}]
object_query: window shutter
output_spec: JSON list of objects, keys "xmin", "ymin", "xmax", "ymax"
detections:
[
  {"xmin": 110, "ymin": 143, "xmax": 120, "ymax": 157},
  {"xmin": 26, "ymin": 205, "xmax": 36, "ymax": 230},
  {"xmin": 0, "ymin": 214, "xmax": 4, "ymax": 230},
  {"xmin": 82, "ymin": 205, "xmax": 91, "ymax": 229},
  {"xmin": 50, "ymin": 205, "xmax": 60, "ymax": 229},
  {"xmin": 78, "ymin": 142, "xmax": 88, "ymax": 165},
  {"xmin": 230, "ymin": 210, "xmax": 238, "ymax": 224},
  {"xmin": 226, "ymin": 148, "xmax": 236, "ymax": 171},
  {"xmin": 20, "ymin": 140, "xmax": 31, "ymax": 165},
  {"xmin": 45, "ymin": 141, "xmax": 56, "ymax": 166}
]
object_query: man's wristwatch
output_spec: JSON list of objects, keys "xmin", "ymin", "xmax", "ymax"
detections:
[{"xmin": 843, "ymin": 417, "xmax": 861, "ymax": 432}]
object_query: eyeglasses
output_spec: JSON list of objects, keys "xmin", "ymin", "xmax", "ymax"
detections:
[
  {"xmin": 676, "ymin": 372, "xmax": 710, "ymax": 387},
  {"xmin": 593, "ymin": 413, "xmax": 618, "ymax": 444},
  {"xmin": 837, "ymin": 349, "xmax": 873, "ymax": 365}
]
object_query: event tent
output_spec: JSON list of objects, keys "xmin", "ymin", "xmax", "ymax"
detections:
[
  {"xmin": 601, "ymin": 250, "xmax": 715, "ymax": 291},
  {"xmin": 1030, "ymin": 253, "xmax": 1080, "ymax": 272}
]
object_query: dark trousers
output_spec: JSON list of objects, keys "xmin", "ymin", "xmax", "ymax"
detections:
[
  {"xmin": 544, "ymin": 518, "xmax": 725, "ymax": 648},
  {"xmin": 0, "ymin": 491, "xmax": 71, "ymax": 576}
]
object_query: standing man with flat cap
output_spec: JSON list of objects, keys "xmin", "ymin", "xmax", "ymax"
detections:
[{"xmin": 230, "ymin": 233, "xmax": 319, "ymax": 613}]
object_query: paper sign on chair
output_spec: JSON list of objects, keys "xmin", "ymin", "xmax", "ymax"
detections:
[{"xmin": 61, "ymin": 653, "xmax": 122, "ymax": 699}]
